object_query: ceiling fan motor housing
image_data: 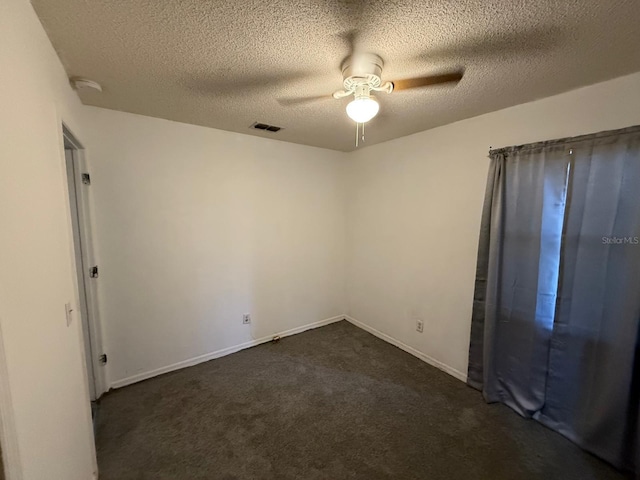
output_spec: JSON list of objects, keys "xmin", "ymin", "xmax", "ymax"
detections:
[{"xmin": 341, "ymin": 53, "xmax": 384, "ymax": 91}]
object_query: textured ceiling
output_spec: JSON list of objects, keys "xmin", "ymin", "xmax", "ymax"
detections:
[{"xmin": 32, "ymin": 0, "xmax": 640, "ymax": 152}]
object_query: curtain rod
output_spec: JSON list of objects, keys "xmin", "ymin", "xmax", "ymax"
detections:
[{"xmin": 488, "ymin": 124, "xmax": 640, "ymax": 157}]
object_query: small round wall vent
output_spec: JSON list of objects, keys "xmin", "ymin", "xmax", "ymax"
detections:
[{"xmin": 70, "ymin": 77, "xmax": 103, "ymax": 92}]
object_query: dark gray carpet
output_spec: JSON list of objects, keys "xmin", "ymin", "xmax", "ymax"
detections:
[{"xmin": 96, "ymin": 321, "xmax": 629, "ymax": 479}]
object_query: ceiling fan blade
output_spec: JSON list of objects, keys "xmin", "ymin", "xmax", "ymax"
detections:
[
  {"xmin": 414, "ymin": 26, "xmax": 564, "ymax": 63},
  {"xmin": 337, "ymin": 29, "xmax": 359, "ymax": 58},
  {"xmin": 185, "ymin": 71, "xmax": 317, "ymax": 97},
  {"xmin": 277, "ymin": 95, "xmax": 334, "ymax": 107},
  {"xmin": 391, "ymin": 71, "xmax": 464, "ymax": 91}
]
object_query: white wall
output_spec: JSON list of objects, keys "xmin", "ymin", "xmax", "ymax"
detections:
[
  {"xmin": 346, "ymin": 72, "xmax": 640, "ymax": 380},
  {"xmin": 80, "ymin": 108, "xmax": 347, "ymax": 387},
  {"xmin": 0, "ymin": 0, "xmax": 97, "ymax": 479}
]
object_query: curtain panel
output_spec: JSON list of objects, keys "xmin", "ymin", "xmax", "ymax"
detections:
[{"xmin": 468, "ymin": 125, "xmax": 640, "ymax": 473}]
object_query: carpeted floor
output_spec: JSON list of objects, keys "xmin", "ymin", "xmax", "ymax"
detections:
[{"xmin": 96, "ymin": 321, "xmax": 629, "ymax": 479}]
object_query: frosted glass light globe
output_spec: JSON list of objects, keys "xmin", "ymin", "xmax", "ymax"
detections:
[{"xmin": 346, "ymin": 96, "xmax": 380, "ymax": 123}]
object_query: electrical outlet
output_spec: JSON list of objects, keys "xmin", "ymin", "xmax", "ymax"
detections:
[
  {"xmin": 416, "ymin": 319, "xmax": 424, "ymax": 333},
  {"xmin": 65, "ymin": 303, "xmax": 74, "ymax": 327},
  {"xmin": 242, "ymin": 313, "xmax": 251, "ymax": 325}
]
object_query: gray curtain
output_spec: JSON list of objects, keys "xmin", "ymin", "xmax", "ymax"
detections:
[{"xmin": 468, "ymin": 125, "xmax": 640, "ymax": 473}]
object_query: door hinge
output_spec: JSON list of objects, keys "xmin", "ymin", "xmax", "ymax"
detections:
[
  {"xmin": 82, "ymin": 173, "xmax": 91, "ymax": 185},
  {"xmin": 89, "ymin": 265, "xmax": 99, "ymax": 278},
  {"xmin": 98, "ymin": 353, "xmax": 107, "ymax": 365}
]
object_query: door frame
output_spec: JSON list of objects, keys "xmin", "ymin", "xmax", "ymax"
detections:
[
  {"xmin": 63, "ymin": 125, "xmax": 107, "ymax": 399},
  {"xmin": 0, "ymin": 317, "xmax": 22, "ymax": 480}
]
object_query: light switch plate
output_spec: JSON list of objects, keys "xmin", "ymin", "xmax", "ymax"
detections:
[{"xmin": 65, "ymin": 303, "xmax": 73, "ymax": 326}]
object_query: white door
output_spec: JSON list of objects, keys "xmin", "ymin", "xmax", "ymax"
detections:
[{"xmin": 65, "ymin": 147, "xmax": 97, "ymax": 400}]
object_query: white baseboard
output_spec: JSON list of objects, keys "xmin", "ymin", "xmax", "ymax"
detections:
[
  {"xmin": 345, "ymin": 315, "xmax": 468, "ymax": 383},
  {"xmin": 110, "ymin": 314, "xmax": 467, "ymax": 389},
  {"xmin": 110, "ymin": 315, "xmax": 345, "ymax": 389}
]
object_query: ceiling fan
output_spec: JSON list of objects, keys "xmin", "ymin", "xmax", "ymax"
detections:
[
  {"xmin": 331, "ymin": 53, "xmax": 463, "ymax": 122},
  {"xmin": 280, "ymin": 51, "xmax": 463, "ymax": 145}
]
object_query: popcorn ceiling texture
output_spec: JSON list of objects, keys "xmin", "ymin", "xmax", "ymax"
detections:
[{"xmin": 31, "ymin": 0, "xmax": 640, "ymax": 152}]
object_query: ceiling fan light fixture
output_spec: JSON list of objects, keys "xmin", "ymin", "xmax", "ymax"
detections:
[{"xmin": 346, "ymin": 96, "xmax": 379, "ymax": 123}]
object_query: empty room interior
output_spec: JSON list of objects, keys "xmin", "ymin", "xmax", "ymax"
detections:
[{"xmin": 2, "ymin": 0, "xmax": 640, "ymax": 478}]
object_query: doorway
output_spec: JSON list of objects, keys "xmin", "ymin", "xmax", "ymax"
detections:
[{"xmin": 63, "ymin": 127, "xmax": 104, "ymax": 403}]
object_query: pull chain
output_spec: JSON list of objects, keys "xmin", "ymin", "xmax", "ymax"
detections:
[{"xmin": 355, "ymin": 122, "xmax": 366, "ymax": 148}]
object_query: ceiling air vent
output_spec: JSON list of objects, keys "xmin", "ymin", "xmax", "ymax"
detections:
[{"xmin": 250, "ymin": 122, "xmax": 283, "ymax": 133}]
